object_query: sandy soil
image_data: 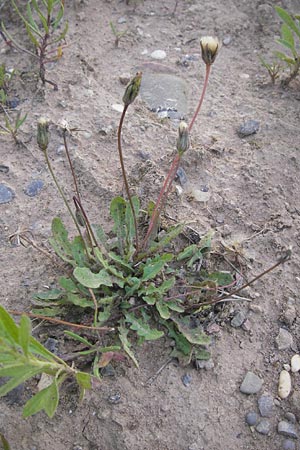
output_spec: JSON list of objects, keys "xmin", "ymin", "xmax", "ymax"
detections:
[{"xmin": 1, "ymin": 0, "xmax": 300, "ymax": 449}]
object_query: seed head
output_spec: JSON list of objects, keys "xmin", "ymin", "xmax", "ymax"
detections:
[
  {"xmin": 122, "ymin": 72, "xmax": 142, "ymax": 106},
  {"xmin": 37, "ymin": 117, "xmax": 50, "ymax": 152},
  {"xmin": 200, "ymin": 36, "xmax": 219, "ymax": 65},
  {"xmin": 176, "ymin": 121, "xmax": 189, "ymax": 155}
]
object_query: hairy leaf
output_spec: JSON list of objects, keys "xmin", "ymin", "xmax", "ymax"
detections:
[
  {"xmin": 73, "ymin": 267, "xmax": 112, "ymax": 289},
  {"xmin": 22, "ymin": 380, "xmax": 59, "ymax": 418},
  {"xmin": 141, "ymin": 254, "xmax": 173, "ymax": 281},
  {"xmin": 125, "ymin": 313, "xmax": 164, "ymax": 340}
]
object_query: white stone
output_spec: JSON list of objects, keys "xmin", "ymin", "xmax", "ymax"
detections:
[
  {"xmin": 291, "ymin": 354, "xmax": 300, "ymax": 373},
  {"xmin": 111, "ymin": 103, "xmax": 124, "ymax": 113},
  {"xmin": 150, "ymin": 50, "xmax": 167, "ymax": 60},
  {"xmin": 278, "ymin": 370, "xmax": 292, "ymax": 399}
]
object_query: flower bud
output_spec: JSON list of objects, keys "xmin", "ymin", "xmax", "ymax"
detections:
[
  {"xmin": 37, "ymin": 117, "xmax": 50, "ymax": 152},
  {"xmin": 200, "ymin": 36, "xmax": 219, "ymax": 65},
  {"xmin": 176, "ymin": 121, "xmax": 189, "ymax": 155},
  {"xmin": 122, "ymin": 72, "xmax": 142, "ymax": 106}
]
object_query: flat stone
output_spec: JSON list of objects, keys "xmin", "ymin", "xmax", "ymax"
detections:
[
  {"xmin": 0, "ymin": 183, "xmax": 14, "ymax": 204},
  {"xmin": 278, "ymin": 421, "xmax": 298, "ymax": 439},
  {"xmin": 24, "ymin": 179, "xmax": 44, "ymax": 197},
  {"xmin": 140, "ymin": 72, "xmax": 188, "ymax": 117},
  {"xmin": 283, "ymin": 439, "xmax": 296, "ymax": 450},
  {"xmin": 237, "ymin": 120, "xmax": 260, "ymax": 137},
  {"xmin": 276, "ymin": 328, "xmax": 293, "ymax": 351},
  {"xmin": 231, "ymin": 310, "xmax": 247, "ymax": 328},
  {"xmin": 240, "ymin": 371, "xmax": 263, "ymax": 394},
  {"xmin": 245, "ymin": 411, "xmax": 259, "ymax": 426},
  {"xmin": 258, "ymin": 394, "xmax": 274, "ymax": 417},
  {"xmin": 256, "ymin": 419, "xmax": 271, "ymax": 435},
  {"xmin": 285, "ymin": 413, "xmax": 297, "ymax": 424},
  {"xmin": 150, "ymin": 50, "xmax": 167, "ymax": 60}
]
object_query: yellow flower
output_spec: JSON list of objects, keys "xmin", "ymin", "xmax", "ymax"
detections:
[{"xmin": 200, "ymin": 36, "xmax": 220, "ymax": 65}]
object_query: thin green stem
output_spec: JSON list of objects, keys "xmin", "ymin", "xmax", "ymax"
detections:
[
  {"xmin": 44, "ymin": 151, "xmax": 90, "ymax": 257},
  {"xmin": 118, "ymin": 105, "xmax": 139, "ymax": 252},
  {"xmin": 188, "ymin": 64, "xmax": 211, "ymax": 132}
]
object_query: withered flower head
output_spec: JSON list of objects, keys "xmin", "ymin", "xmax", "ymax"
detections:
[
  {"xmin": 200, "ymin": 36, "xmax": 220, "ymax": 65},
  {"xmin": 122, "ymin": 72, "xmax": 142, "ymax": 106},
  {"xmin": 176, "ymin": 121, "xmax": 189, "ymax": 155},
  {"xmin": 37, "ymin": 117, "xmax": 50, "ymax": 152}
]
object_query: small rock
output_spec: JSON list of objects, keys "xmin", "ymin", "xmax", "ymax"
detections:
[
  {"xmin": 282, "ymin": 304, "xmax": 296, "ymax": 326},
  {"xmin": 101, "ymin": 364, "xmax": 115, "ymax": 377},
  {"xmin": 276, "ymin": 328, "xmax": 293, "ymax": 351},
  {"xmin": 231, "ymin": 310, "xmax": 247, "ymax": 328},
  {"xmin": 285, "ymin": 413, "xmax": 297, "ymax": 424},
  {"xmin": 44, "ymin": 337, "xmax": 58, "ymax": 354},
  {"xmin": 256, "ymin": 418, "xmax": 271, "ymax": 435},
  {"xmin": 245, "ymin": 411, "xmax": 259, "ymax": 426},
  {"xmin": 242, "ymin": 319, "xmax": 252, "ymax": 332},
  {"xmin": 0, "ymin": 164, "xmax": 9, "ymax": 173},
  {"xmin": 291, "ymin": 354, "xmax": 300, "ymax": 373},
  {"xmin": 237, "ymin": 120, "xmax": 260, "ymax": 138},
  {"xmin": 278, "ymin": 370, "xmax": 292, "ymax": 399},
  {"xmin": 24, "ymin": 179, "xmax": 44, "ymax": 197},
  {"xmin": 108, "ymin": 393, "xmax": 121, "ymax": 404},
  {"xmin": 176, "ymin": 167, "xmax": 188, "ymax": 185},
  {"xmin": 117, "ymin": 17, "xmax": 126, "ymax": 24},
  {"xmin": 189, "ymin": 188, "xmax": 210, "ymax": 202},
  {"xmin": 119, "ymin": 73, "xmax": 131, "ymax": 85},
  {"xmin": 6, "ymin": 97, "xmax": 20, "ymax": 109},
  {"xmin": 283, "ymin": 439, "xmax": 296, "ymax": 450},
  {"xmin": 240, "ymin": 371, "xmax": 263, "ymax": 394},
  {"xmin": 112, "ymin": 103, "xmax": 124, "ymax": 113},
  {"xmin": 258, "ymin": 394, "xmax": 274, "ymax": 417},
  {"xmin": 182, "ymin": 373, "xmax": 192, "ymax": 387},
  {"xmin": 278, "ymin": 421, "xmax": 298, "ymax": 439},
  {"xmin": 206, "ymin": 323, "xmax": 221, "ymax": 335},
  {"xmin": 150, "ymin": 50, "xmax": 167, "ymax": 60},
  {"xmin": 195, "ymin": 359, "xmax": 214, "ymax": 370},
  {"xmin": 283, "ymin": 364, "xmax": 291, "ymax": 372},
  {"xmin": 0, "ymin": 183, "xmax": 15, "ymax": 204},
  {"xmin": 222, "ymin": 35, "xmax": 232, "ymax": 46}
]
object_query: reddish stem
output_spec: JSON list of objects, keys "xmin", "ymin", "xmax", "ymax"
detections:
[{"xmin": 188, "ymin": 64, "xmax": 211, "ymax": 132}]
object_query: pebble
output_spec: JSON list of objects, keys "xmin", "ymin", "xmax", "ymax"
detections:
[
  {"xmin": 176, "ymin": 167, "xmax": 188, "ymax": 185},
  {"xmin": 291, "ymin": 354, "xmax": 300, "ymax": 373},
  {"xmin": 276, "ymin": 328, "xmax": 293, "ymax": 351},
  {"xmin": 0, "ymin": 164, "xmax": 9, "ymax": 173},
  {"xmin": 256, "ymin": 418, "xmax": 271, "ymax": 435},
  {"xmin": 24, "ymin": 179, "xmax": 44, "ymax": 197},
  {"xmin": 44, "ymin": 337, "xmax": 59, "ymax": 354},
  {"xmin": 230, "ymin": 310, "xmax": 247, "ymax": 328},
  {"xmin": 237, "ymin": 120, "xmax": 260, "ymax": 137},
  {"xmin": 285, "ymin": 413, "xmax": 297, "ymax": 424},
  {"xmin": 240, "ymin": 371, "xmax": 263, "ymax": 394},
  {"xmin": 258, "ymin": 394, "xmax": 274, "ymax": 417},
  {"xmin": 245, "ymin": 411, "xmax": 259, "ymax": 426},
  {"xmin": 182, "ymin": 373, "xmax": 192, "ymax": 387},
  {"xmin": 190, "ymin": 188, "xmax": 211, "ymax": 203},
  {"xmin": 108, "ymin": 392, "xmax": 121, "ymax": 404},
  {"xmin": 283, "ymin": 440, "xmax": 296, "ymax": 450},
  {"xmin": 150, "ymin": 50, "xmax": 167, "ymax": 60},
  {"xmin": 119, "ymin": 73, "xmax": 131, "ymax": 85},
  {"xmin": 117, "ymin": 17, "xmax": 126, "ymax": 24},
  {"xmin": 0, "ymin": 183, "xmax": 14, "ymax": 204},
  {"xmin": 111, "ymin": 103, "xmax": 124, "ymax": 113},
  {"xmin": 282, "ymin": 303, "xmax": 296, "ymax": 326},
  {"xmin": 283, "ymin": 364, "xmax": 291, "ymax": 372},
  {"xmin": 278, "ymin": 421, "xmax": 298, "ymax": 439},
  {"xmin": 278, "ymin": 370, "xmax": 292, "ymax": 399},
  {"xmin": 222, "ymin": 35, "xmax": 232, "ymax": 46},
  {"xmin": 195, "ymin": 359, "xmax": 214, "ymax": 370}
]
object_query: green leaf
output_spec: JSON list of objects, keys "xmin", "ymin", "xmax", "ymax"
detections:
[
  {"xmin": 26, "ymin": 1, "xmax": 39, "ymax": 31},
  {"xmin": 125, "ymin": 312, "xmax": 164, "ymax": 340},
  {"xmin": 149, "ymin": 224, "xmax": 183, "ymax": 253},
  {"xmin": 0, "ymin": 432, "xmax": 11, "ymax": 450},
  {"xmin": 66, "ymin": 293, "xmax": 92, "ymax": 308},
  {"xmin": 75, "ymin": 371, "xmax": 91, "ymax": 401},
  {"xmin": 118, "ymin": 324, "xmax": 139, "ymax": 367},
  {"xmin": 208, "ymin": 271, "xmax": 233, "ymax": 286},
  {"xmin": 199, "ymin": 230, "xmax": 213, "ymax": 251},
  {"xmin": 0, "ymin": 305, "xmax": 19, "ymax": 344},
  {"xmin": 177, "ymin": 244, "xmax": 198, "ymax": 261},
  {"xmin": 167, "ymin": 301, "xmax": 185, "ymax": 313},
  {"xmin": 281, "ymin": 23, "xmax": 295, "ymax": 48},
  {"xmin": 52, "ymin": 3, "xmax": 64, "ymax": 30},
  {"xmin": 49, "ymin": 217, "xmax": 74, "ymax": 264},
  {"xmin": 29, "ymin": 336, "xmax": 63, "ymax": 363},
  {"xmin": 34, "ymin": 289, "xmax": 62, "ymax": 301},
  {"xmin": 31, "ymin": 307, "xmax": 64, "ymax": 317},
  {"xmin": 277, "ymin": 38, "xmax": 297, "ymax": 56},
  {"xmin": 71, "ymin": 236, "xmax": 87, "ymax": 266},
  {"xmin": 171, "ymin": 316, "xmax": 210, "ymax": 346},
  {"xmin": 92, "ymin": 224, "xmax": 108, "ymax": 247},
  {"xmin": 156, "ymin": 300, "xmax": 170, "ymax": 319},
  {"xmin": 19, "ymin": 315, "xmax": 31, "ymax": 357},
  {"xmin": 73, "ymin": 267, "xmax": 113, "ymax": 289},
  {"xmin": 108, "ymin": 251, "xmax": 133, "ymax": 273},
  {"xmin": 23, "ymin": 380, "xmax": 59, "ymax": 418},
  {"xmin": 274, "ymin": 51, "xmax": 295, "ymax": 65},
  {"xmin": 110, "ymin": 196, "xmax": 126, "ymax": 254},
  {"xmin": 98, "ymin": 303, "xmax": 113, "ymax": 324},
  {"xmin": 64, "ymin": 331, "xmax": 92, "ymax": 346},
  {"xmin": 275, "ymin": 6, "xmax": 300, "ymax": 40},
  {"xmin": 125, "ymin": 195, "xmax": 140, "ymax": 256},
  {"xmin": 141, "ymin": 254, "xmax": 173, "ymax": 281},
  {"xmin": 31, "ymin": 0, "xmax": 49, "ymax": 33},
  {"xmin": 0, "ymin": 366, "xmax": 42, "ymax": 397},
  {"xmin": 194, "ymin": 348, "xmax": 211, "ymax": 361}
]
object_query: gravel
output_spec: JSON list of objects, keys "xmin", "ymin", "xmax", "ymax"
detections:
[
  {"xmin": 256, "ymin": 419, "xmax": 271, "ymax": 435},
  {"xmin": 245, "ymin": 411, "xmax": 259, "ymax": 426},
  {"xmin": 240, "ymin": 371, "xmax": 263, "ymax": 394}
]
